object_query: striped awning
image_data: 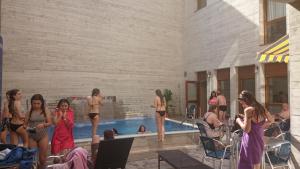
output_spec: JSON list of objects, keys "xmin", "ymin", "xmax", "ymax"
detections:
[{"xmin": 257, "ymin": 35, "xmax": 289, "ymax": 63}]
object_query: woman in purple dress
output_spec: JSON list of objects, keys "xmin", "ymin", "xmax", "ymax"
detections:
[{"xmin": 236, "ymin": 90, "xmax": 273, "ymax": 169}]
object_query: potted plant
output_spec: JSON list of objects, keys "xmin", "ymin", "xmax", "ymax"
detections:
[{"xmin": 163, "ymin": 89, "xmax": 173, "ymax": 114}]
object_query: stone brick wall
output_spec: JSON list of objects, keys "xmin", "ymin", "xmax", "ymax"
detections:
[
  {"xmin": 1, "ymin": 0, "xmax": 185, "ymax": 118},
  {"xmin": 287, "ymin": 1, "xmax": 300, "ymax": 167}
]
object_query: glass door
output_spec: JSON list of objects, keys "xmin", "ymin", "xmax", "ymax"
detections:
[{"xmin": 185, "ymin": 81, "xmax": 198, "ymax": 117}]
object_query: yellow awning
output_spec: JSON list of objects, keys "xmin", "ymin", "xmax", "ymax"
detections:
[{"xmin": 257, "ymin": 35, "xmax": 289, "ymax": 63}]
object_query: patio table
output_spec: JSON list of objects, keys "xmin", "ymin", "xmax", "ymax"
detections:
[{"xmin": 158, "ymin": 150, "xmax": 213, "ymax": 169}]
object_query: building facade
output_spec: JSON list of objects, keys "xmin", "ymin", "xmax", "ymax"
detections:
[
  {"xmin": 184, "ymin": 0, "xmax": 299, "ymax": 167},
  {"xmin": 287, "ymin": 1, "xmax": 300, "ymax": 167},
  {"xmin": 1, "ymin": 0, "xmax": 300, "ymax": 167}
]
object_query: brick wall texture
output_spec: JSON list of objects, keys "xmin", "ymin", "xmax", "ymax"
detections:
[
  {"xmin": 287, "ymin": 1, "xmax": 300, "ymax": 167},
  {"xmin": 1, "ymin": 0, "xmax": 185, "ymax": 117}
]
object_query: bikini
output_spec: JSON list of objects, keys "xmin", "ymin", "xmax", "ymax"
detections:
[
  {"xmin": 156, "ymin": 111, "xmax": 166, "ymax": 117},
  {"xmin": 10, "ymin": 110, "xmax": 24, "ymax": 132},
  {"xmin": 89, "ymin": 98, "xmax": 100, "ymax": 120},
  {"xmin": 204, "ymin": 112, "xmax": 215, "ymax": 129},
  {"xmin": 88, "ymin": 113, "xmax": 99, "ymax": 119},
  {"xmin": 10, "ymin": 123, "xmax": 23, "ymax": 132},
  {"xmin": 156, "ymin": 100, "xmax": 166, "ymax": 117}
]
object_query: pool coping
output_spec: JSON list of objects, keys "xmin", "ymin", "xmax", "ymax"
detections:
[{"xmin": 75, "ymin": 118, "xmax": 198, "ymax": 143}]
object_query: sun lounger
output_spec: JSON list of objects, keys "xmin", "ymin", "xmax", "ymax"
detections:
[
  {"xmin": 94, "ymin": 137, "xmax": 134, "ymax": 169},
  {"xmin": 158, "ymin": 150, "xmax": 213, "ymax": 169}
]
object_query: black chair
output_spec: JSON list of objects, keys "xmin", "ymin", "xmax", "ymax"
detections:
[
  {"xmin": 200, "ymin": 136, "xmax": 231, "ymax": 169},
  {"xmin": 196, "ymin": 122, "xmax": 208, "ymax": 137},
  {"xmin": 181, "ymin": 105, "xmax": 197, "ymax": 127},
  {"xmin": 95, "ymin": 137, "xmax": 134, "ymax": 169},
  {"xmin": 265, "ymin": 141, "xmax": 291, "ymax": 169}
]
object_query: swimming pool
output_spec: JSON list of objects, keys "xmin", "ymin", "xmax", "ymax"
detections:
[{"xmin": 49, "ymin": 117, "xmax": 197, "ymax": 140}]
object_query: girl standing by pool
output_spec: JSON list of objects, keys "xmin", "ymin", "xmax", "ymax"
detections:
[
  {"xmin": 208, "ymin": 91, "xmax": 218, "ymax": 106},
  {"xmin": 26, "ymin": 94, "xmax": 51, "ymax": 169},
  {"xmin": 236, "ymin": 90, "xmax": 273, "ymax": 169},
  {"xmin": 51, "ymin": 99, "xmax": 75, "ymax": 156},
  {"xmin": 8, "ymin": 89, "xmax": 28, "ymax": 147},
  {"xmin": 87, "ymin": 88, "xmax": 103, "ymax": 137},
  {"xmin": 0, "ymin": 90, "xmax": 12, "ymax": 143},
  {"xmin": 153, "ymin": 89, "xmax": 166, "ymax": 142}
]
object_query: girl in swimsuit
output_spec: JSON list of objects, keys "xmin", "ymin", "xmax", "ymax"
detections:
[
  {"xmin": 0, "ymin": 90, "xmax": 12, "ymax": 143},
  {"xmin": 8, "ymin": 89, "xmax": 28, "ymax": 147},
  {"xmin": 208, "ymin": 91, "xmax": 218, "ymax": 106},
  {"xmin": 87, "ymin": 88, "xmax": 103, "ymax": 137},
  {"xmin": 153, "ymin": 89, "xmax": 166, "ymax": 142},
  {"xmin": 26, "ymin": 94, "xmax": 51, "ymax": 169}
]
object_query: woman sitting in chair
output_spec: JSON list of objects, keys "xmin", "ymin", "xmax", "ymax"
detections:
[
  {"xmin": 274, "ymin": 103, "xmax": 290, "ymax": 132},
  {"xmin": 203, "ymin": 105, "xmax": 224, "ymax": 138}
]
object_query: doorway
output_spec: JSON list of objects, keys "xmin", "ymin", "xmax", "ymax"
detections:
[
  {"xmin": 238, "ymin": 65, "xmax": 255, "ymax": 113},
  {"xmin": 198, "ymin": 71, "xmax": 207, "ymax": 117}
]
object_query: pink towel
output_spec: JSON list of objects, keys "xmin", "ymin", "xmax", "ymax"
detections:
[{"xmin": 51, "ymin": 147, "xmax": 88, "ymax": 169}]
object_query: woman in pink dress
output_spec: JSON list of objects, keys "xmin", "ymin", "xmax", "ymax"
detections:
[{"xmin": 51, "ymin": 99, "xmax": 75, "ymax": 155}]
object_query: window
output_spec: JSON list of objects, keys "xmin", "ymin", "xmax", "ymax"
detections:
[
  {"xmin": 267, "ymin": 77, "xmax": 288, "ymax": 104},
  {"xmin": 260, "ymin": 0, "xmax": 286, "ymax": 44},
  {"xmin": 196, "ymin": 0, "xmax": 207, "ymax": 11},
  {"xmin": 266, "ymin": 0, "xmax": 286, "ymax": 43},
  {"xmin": 265, "ymin": 63, "xmax": 288, "ymax": 113}
]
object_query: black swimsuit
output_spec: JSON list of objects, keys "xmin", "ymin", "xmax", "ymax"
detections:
[
  {"xmin": 10, "ymin": 123, "xmax": 23, "ymax": 132},
  {"xmin": 88, "ymin": 113, "xmax": 99, "ymax": 119},
  {"xmin": 10, "ymin": 109, "xmax": 24, "ymax": 132},
  {"xmin": 156, "ymin": 111, "xmax": 166, "ymax": 117},
  {"xmin": 204, "ymin": 113, "xmax": 215, "ymax": 129}
]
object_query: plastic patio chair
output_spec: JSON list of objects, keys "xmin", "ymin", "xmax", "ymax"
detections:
[
  {"xmin": 95, "ymin": 137, "xmax": 134, "ymax": 169},
  {"xmin": 265, "ymin": 141, "xmax": 291, "ymax": 169},
  {"xmin": 200, "ymin": 136, "xmax": 231, "ymax": 169}
]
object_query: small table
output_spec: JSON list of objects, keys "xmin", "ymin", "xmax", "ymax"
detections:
[{"xmin": 158, "ymin": 150, "xmax": 213, "ymax": 169}]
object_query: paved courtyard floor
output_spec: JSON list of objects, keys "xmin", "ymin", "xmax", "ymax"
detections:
[{"xmin": 126, "ymin": 145, "xmax": 232, "ymax": 169}]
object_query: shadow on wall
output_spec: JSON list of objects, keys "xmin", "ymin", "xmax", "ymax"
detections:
[{"xmin": 185, "ymin": 0, "xmax": 260, "ymax": 71}]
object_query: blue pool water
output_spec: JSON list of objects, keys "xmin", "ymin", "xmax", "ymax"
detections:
[{"xmin": 49, "ymin": 117, "xmax": 197, "ymax": 139}]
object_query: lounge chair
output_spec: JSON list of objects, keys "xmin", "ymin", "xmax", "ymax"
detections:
[{"xmin": 95, "ymin": 137, "xmax": 134, "ymax": 169}]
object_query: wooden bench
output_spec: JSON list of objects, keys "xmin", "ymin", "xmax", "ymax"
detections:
[{"xmin": 158, "ymin": 150, "xmax": 213, "ymax": 169}]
